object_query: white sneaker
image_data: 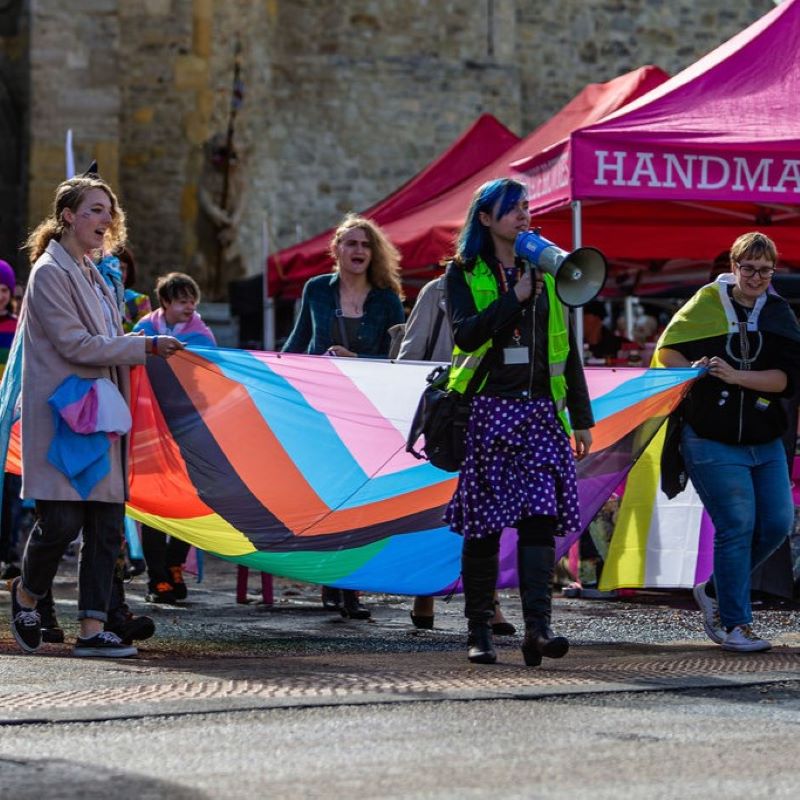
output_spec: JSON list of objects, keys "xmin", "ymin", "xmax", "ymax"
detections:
[
  {"xmin": 721, "ymin": 624, "xmax": 771, "ymax": 653},
  {"xmin": 692, "ymin": 581, "xmax": 725, "ymax": 644}
]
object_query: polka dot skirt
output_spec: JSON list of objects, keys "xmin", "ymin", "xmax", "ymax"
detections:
[{"xmin": 444, "ymin": 394, "xmax": 581, "ymax": 540}]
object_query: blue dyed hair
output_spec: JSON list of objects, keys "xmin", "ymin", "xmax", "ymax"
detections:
[{"xmin": 454, "ymin": 178, "xmax": 526, "ymax": 265}]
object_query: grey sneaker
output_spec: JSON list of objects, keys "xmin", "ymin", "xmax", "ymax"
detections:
[
  {"xmin": 74, "ymin": 631, "xmax": 137, "ymax": 658},
  {"xmin": 721, "ymin": 624, "xmax": 771, "ymax": 653},
  {"xmin": 692, "ymin": 581, "xmax": 725, "ymax": 644}
]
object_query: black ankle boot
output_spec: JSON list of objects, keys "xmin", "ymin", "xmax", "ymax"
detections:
[
  {"xmin": 518, "ymin": 545, "xmax": 569, "ymax": 667},
  {"xmin": 105, "ymin": 573, "xmax": 155, "ymax": 645},
  {"xmin": 520, "ymin": 623, "xmax": 569, "ymax": 666},
  {"xmin": 462, "ymin": 552, "xmax": 498, "ymax": 664},
  {"xmin": 340, "ymin": 589, "xmax": 371, "ymax": 620},
  {"xmin": 36, "ymin": 588, "xmax": 64, "ymax": 644},
  {"xmin": 467, "ymin": 622, "xmax": 496, "ymax": 664}
]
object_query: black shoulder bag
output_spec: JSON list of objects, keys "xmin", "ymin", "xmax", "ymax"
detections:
[
  {"xmin": 660, "ymin": 406, "xmax": 688, "ymax": 499},
  {"xmin": 405, "ymin": 355, "xmax": 491, "ymax": 473}
]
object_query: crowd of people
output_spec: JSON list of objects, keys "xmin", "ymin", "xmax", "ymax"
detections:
[{"xmin": 3, "ymin": 169, "xmax": 800, "ymax": 663}]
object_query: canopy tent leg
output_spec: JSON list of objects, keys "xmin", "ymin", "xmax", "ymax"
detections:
[{"xmin": 571, "ymin": 200, "xmax": 585, "ymax": 360}]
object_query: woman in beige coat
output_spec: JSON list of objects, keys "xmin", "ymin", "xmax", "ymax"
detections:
[{"xmin": 9, "ymin": 175, "xmax": 183, "ymax": 658}]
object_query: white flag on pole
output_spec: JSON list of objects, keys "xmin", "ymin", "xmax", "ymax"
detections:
[{"xmin": 65, "ymin": 129, "xmax": 75, "ymax": 179}]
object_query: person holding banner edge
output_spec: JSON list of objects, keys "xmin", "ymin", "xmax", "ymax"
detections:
[
  {"xmin": 282, "ymin": 213, "xmax": 405, "ymax": 620},
  {"xmin": 444, "ymin": 177, "xmax": 594, "ymax": 665},
  {"xmin": 657, "ymin": 231, "xmax": 800, "ymax": 652},
  {"xmin": 397, "ymin": 274, "xmax": 515, "ymax": 636},
  {"xmin": 8, "ymin": 175, "xmax": 183, "ymax": 658}
]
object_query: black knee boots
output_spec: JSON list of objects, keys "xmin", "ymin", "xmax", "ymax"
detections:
[
  {"xmin": 462, "ymin": 552, "xmax": 498, "ymax": 664},
  {"xmin": 518, "ymin": 545, "xmax": 569, "ymax": 667}
]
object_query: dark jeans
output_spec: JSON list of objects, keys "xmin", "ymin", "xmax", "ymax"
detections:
[
  {"xmin": 0, "ymin": 473, "xmax": 22, "ymax": 562},
  {"xmin": 22, "ymin": 500, "xmax": 125, "ymax": 622},
  {"xmin": 141, "ymin": 523, "xmax": 190, "ymax": 585}
]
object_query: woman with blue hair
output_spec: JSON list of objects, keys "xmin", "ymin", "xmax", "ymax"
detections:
[{"xmin": 444, "ymin": 178, "xmax": 594, "ymax": 665}]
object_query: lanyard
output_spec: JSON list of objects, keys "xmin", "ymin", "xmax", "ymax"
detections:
[{"xmin": 496, "ymin": 262, "xmax": 522, "ymax": 345}]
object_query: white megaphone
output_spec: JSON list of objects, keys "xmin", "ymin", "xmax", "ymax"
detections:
[{"xmin": 514, "ymin": 230, "xmax": 607, "ymax": 307}]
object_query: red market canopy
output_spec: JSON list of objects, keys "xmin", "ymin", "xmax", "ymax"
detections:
[
  {"xmin": 270, "ymin": 65, "xmax": 668, "ymax": 299},
  {"xmin": 269, "ymin": 113, "xmax": 520, "ymax": 299},
  {"xmin": 516, "ymin": 0, "xmax": 800, "ymax": 272},
  {"xmin": 374, "ymin": 65, "xmax": 668, "ymax": 291}
]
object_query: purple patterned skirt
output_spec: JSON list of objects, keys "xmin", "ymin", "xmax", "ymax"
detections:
[{"xmin": 444, "ymin": 394, "xmax": 580, "ymax": 539}]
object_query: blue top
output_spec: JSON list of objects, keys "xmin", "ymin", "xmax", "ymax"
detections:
[{"xmin": 282, "ymin": 273, "xmax": 405, "ymax": 358}]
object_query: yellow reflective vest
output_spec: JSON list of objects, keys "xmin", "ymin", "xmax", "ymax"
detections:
[{"xmin": 446, "ymin": 257, "xmax": 572, "ymax": 434}]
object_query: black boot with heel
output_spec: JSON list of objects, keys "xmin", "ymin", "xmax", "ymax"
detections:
[
  {"xmin": 462, "ymin": 552, "xmax": 498, "ymax": 664},
  {"xmin": 518, "ymin": 544, "xmax": 569, "ymax": 667}
]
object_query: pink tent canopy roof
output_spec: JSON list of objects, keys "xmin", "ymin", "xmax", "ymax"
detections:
[
  {"xmin": 269, "ymin": 65, "xmax": 669, "ymax": 299},
  {"xmin": 268, "ymin": 113, "xmax": 520, "ymax": 299},
  {"xmin": 520, "ymin": 0, "xmax": 800, "ymax": 210}
]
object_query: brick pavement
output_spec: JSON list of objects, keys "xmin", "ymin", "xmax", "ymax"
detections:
[{"xmin": 2, "ymin": 555, "xmax": 798, "ymax": 724}]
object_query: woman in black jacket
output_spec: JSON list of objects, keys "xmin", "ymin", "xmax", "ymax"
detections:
[
  {"xmin": 658, "ymin": 231, "xmax": 800, "ymax": 653},
  {"xmin": 444, "ymin": 178, "xmax": 594, "ymax": 665}
]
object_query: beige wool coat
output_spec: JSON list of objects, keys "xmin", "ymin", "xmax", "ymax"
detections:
[{"xmin": 20, "ymin": 239, "xmax": 147, "ymax": 502}]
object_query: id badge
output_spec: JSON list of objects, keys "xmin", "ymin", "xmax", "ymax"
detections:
[{"xmin": 503, "ymin": 346, "xmax": 529, "ymax": 365}]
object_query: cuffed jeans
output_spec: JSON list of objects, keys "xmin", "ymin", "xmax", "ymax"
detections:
[
  {"xmin": 681, "ymin": 424, "xmax": 793, "ymax": 629},
  {"xmin": 22, "ymin": 500, "xmax": 125, "ymax": 622}
]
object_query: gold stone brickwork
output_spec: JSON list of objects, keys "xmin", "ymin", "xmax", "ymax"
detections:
[{"xmin": 1, "ymin": 0, "xmax": 777, "ymax": 294}]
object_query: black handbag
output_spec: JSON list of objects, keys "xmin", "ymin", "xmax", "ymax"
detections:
[{"xmin": 406, "ymin": 358, "xmax": 489, "ymax": 472}]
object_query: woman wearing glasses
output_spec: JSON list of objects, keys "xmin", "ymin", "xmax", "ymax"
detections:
[{"xmin": 657, "ymin": 232, "xmax": 800, "ymax": 652}]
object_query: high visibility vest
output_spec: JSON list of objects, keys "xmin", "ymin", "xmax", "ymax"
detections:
[{"xmin": 447, "ymin": 257, "xmax": 572, "ymax": 435}]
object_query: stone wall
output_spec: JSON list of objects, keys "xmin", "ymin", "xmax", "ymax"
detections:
[
  {"xmin": 27, "ymin": 0, "xmax": 120, "ymax": 238},
  {"xmin": 18, "ymin": 0, "xmax": 777, "ymax": 294},
  {"xmin": 0, "ymin": 0, "xmax": 29, "ymax": 273},
  {"xmin": 514, "ymin": 0, "xmax": 771, "ymax": 125}
]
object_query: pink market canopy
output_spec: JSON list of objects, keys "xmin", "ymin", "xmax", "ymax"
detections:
[{"xmin": 516, "ymin": 0, "xmax": 800, "ymax": 266}]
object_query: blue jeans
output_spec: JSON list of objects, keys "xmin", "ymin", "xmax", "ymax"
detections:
[{"xmin": 681, "ymin": 424, "xmax": 793, "ymax": 628}]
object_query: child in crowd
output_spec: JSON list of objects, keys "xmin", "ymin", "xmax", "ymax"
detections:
[
  {"xmin": 0, "ymin": 259, "xmax": 21, "ymax": 580},
  {"xmin": 134, "ymin": 272, "xmax": 216, "ymax": 603},
  {"xmin": 116, "ymin": 246, "xmax": 152, "ymax": 333}
]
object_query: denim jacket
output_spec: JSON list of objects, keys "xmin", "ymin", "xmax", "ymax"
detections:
[{"xmin": 282, "ymin": 273, "xmax": 405, "ymax": 358}]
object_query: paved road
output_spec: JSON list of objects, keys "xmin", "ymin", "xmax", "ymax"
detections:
[
  {"xmin": 1, "ymin": 557, "xmax": 799, "ymax": 798},
  {"xmin": 1, "ymin": 683, "xmax": 798, "ymax": 799}
]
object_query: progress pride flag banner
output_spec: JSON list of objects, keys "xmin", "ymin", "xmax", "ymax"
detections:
[{"xmin": 572, "ymin": 141, "xmax": 800, "ymax": 204}]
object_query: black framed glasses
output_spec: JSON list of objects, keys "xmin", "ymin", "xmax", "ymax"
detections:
[{"xmin": 735, "ymin": 262, "xmax": 775, "ymax": 279}]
